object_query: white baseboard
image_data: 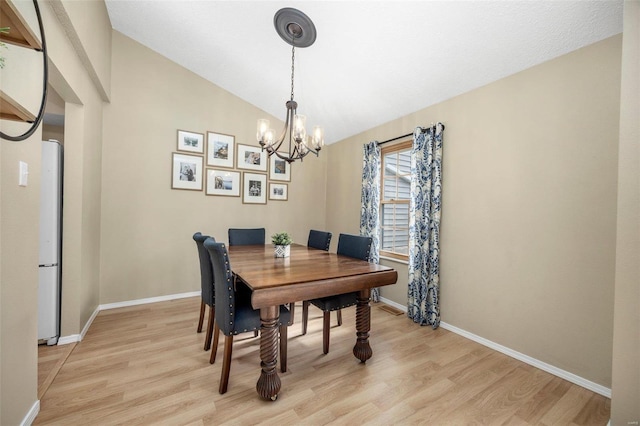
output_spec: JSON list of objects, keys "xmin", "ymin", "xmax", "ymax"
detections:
[
  {"xmin": 57, "ymin": 305, "xmax": 100, "ymax": 345},
  {"xmin": 379, "ymin": 296, "xmax": 408, "ymax": 312},
  {"xmin": 21, "ymin": 400, "xmax": 39, "ymax": 426},
  {"xmin": 439, "ymin": 322, "xmax": 611, "ymax": 398},
  {"xmin": 99, "ymin": 291, "xmax": 200, "ymax": 311},
  {"xmin": 56, "ymin": 292, "xmax": 200, "ymax": 345},
  {"xmin": 57, "ymin": 334, "xmax": 81, "ymax": 345},
  {"xmin": 378, "ymin": 297, "xmax": 611, "ymax": 398},
  {"xmin": 81, "ymin": 306, "xmax": 100, "ymax": 340}
]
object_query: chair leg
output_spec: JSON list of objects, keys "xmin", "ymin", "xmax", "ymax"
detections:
[
  {"xmin": 204, "ymin": 306, "xmax": 215, "ymax": 351},
  {"xmin": 197, "ymin": 300, "xmax": 206, "ymax": 332},
  {"xmin": 219, "ymin": 335, "xmax": 234, "ymax": 394},
  {"xmin": 254, "ymin": 330, "xmax": 258, "ymax": 338},
  {"xmin": 337, "ymin": 309, "xmax": 342, "ymax": 326},
  {"xmin": 323, "ymin": 311, "xmax": 331, "ymax": 354},
  {"xmin": 210, "ymin": 322, "xmax": 220, "ymax": 364},
  {"xmin": 289, "ymin": 302, "xmax": 295, "ymax": 325},
  {"xmin": 279, "ymin": 325, "xmax": 288, "ymax": 373},
  {"xmin": 302, "ymin": 301, "xmax": 309, "ymax": 335}
]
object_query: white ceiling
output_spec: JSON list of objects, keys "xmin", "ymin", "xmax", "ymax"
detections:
[{"xmin": 104, "ymin": 1, "xmax": 623, "ymax": 145}]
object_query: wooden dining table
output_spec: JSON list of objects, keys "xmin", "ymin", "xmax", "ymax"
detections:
[{"xmin": 227, "ymin": 243, "xmax": 398, "ymax": 400}]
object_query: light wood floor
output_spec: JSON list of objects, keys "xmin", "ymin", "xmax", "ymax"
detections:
[
  {"xmin": 38, "ymin": 342, "xmax": 76, "ymax": 399},
  {"xmin": 35, "ymin": 297, "xmax": 610, "ymax": 425}
]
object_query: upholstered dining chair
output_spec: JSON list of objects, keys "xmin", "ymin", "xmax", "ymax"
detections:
[
  {"xmin": 307, "ymin": 229, "xmax": 332, "ymax": 251},
  {"xmin": 227, "ymin": 227, "xmax": 265, "ymax": 338},
  {"xmin": 302, "ymin": 233, "xmax": 373, "ymax": 354},
  {"xmin": 203, "ymin": 238, "xmax": 291, "ymax": 394},
  {"xmin": 302, "ymin": 230, "xmax": 333, "ymax": 334},
  {"xmin": 228, "ymin": 228, "xmax": 265, "ymax": 246},
  {"xmin": 193, "ymin": 232, "xmax": 217, "ymax": 351}
]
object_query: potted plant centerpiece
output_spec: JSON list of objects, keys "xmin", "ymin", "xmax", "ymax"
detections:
[{"xmin": 272, "ymin": 232, "xmax": 292, "ymax": 258}]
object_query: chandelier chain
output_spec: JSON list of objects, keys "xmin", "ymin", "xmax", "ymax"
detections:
[{"xmin": 290, "ymin": 45, "xmax": 296, "ymax": 101}]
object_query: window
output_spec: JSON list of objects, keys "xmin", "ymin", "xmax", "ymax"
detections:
[{"xmin": 380, "ymin": 140, "xmax": 412, "ymax": 260}]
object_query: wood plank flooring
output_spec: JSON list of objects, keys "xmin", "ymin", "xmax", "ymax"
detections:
[
  {"xmin": 37, "ymin": 342, "xmax": 76, "ymax": 399},
  {"xmin": 35, "ymin": 297, "xmax": 610, "ymax": 425}
]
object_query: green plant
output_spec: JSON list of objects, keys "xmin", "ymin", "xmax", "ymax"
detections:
[
  {"xmin": 0, "ymin": 27, "xmax": 9, "ymax": 69},
  {"xmin": 271, "ymin": 232, "xmax": 292, "ymax": 246}
]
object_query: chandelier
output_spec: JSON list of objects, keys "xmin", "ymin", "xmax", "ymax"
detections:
[{"xmin": 257, "ymin": 8, "xmax": 324, "ymax": 163}]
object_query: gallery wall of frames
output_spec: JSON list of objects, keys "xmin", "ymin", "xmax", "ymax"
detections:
[{"xmin": 171, "ymin": 129, "xmax": 290, "ymax": 204}]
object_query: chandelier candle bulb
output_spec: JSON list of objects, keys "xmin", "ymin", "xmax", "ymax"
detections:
[
  {"xmin": 257, "ymin": 119, "xmax": 270, "ymax": 142},
  {"xmin": 313, "ymin": 126, "xmax": 324, "ymax": 149},
  {"xmin": 293, "ymin": 114, "xmax": 306, "ymax": 142},
  {"xmin": 264, "ymin": 128, "xmax": 276, "ymax": 147},
  {"xmin": 299, "ymin": 140, "xmax": 309, "ymax": 154}
]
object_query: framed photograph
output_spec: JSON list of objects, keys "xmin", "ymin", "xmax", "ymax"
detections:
[
  {"xmin": 206, "ymin": 169, "xmax": 241, "ymax": 197},
  {"xmin": 269, "ymin": 183, "xmax": 288, "ymax": 201},
  {"xmin": 269, "ymin": 155, "xmax": 291, "ymax": 181},
  {"xmin": 243, "ymin": 172, "xmax": 267, "ymax": 204},
  {"xmin": 207, "ymin": 132, "xmax": 234, "ymax": 168},
  {"xmin": 237, "ymin": 144, "xmax": 268, "ymax": 172},
  {"xmin": 171, "ymin": 153, "xmax": 203, "ymax": 191},
  {"xmin": 177, "ymin": 130, "xmax": 204, "ymax": 154}
]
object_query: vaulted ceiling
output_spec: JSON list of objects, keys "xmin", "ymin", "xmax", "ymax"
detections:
[{"xmin": 104, "ymin": 1, "xmax": 623, "ymax": 145}]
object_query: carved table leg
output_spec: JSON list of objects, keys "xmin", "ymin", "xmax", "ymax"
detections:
[
  {"xmin": 353, "ymin": 288, "xmax": 373, "ymax": 362},
  {"xmin": 256, "ymin": 306, "xmax": 281, "ymax": 400}
]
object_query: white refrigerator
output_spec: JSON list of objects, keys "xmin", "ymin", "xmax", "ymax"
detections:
[{"xmin": 38, "ymin": 140, "xmax": 63, "ymax": 345}]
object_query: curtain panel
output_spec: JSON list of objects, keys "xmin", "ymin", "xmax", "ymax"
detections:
[
  {"xmin": 408, "ymin": 124, "xmax": 444, "ymax": 328},
  {"xmin": 360, "ymin": 141, "xmax": 381, "ymax": 302}
]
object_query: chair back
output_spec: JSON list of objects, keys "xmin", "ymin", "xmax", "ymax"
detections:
[
  {"xmin": 228, "ymin": 228, "xmax": 265, "ymax": 246},
  {"xmin": 193, "ymin": 232, "xmax": 215, "ymax": 306},
  {"xmin": 203, "ymin": 239, "xmax": 236, "ymax": 335},
  {"xmin": 337, "ymin": 233, "xmax": 372, "ymax": 261},
  {"xmin": 307, "ymin": 229, "xmax": 332, "ymax": 251}
]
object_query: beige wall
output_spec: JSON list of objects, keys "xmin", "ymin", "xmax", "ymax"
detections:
[
  {"xmin": 0, "ymin": 122, "xmax": 41, "ymax": 426},
  {"xmin": 326, "ymin": 36, "xmax": 622, "ymax": 388},
  {"xmin": 49, "ymin": 0, "xmax": 112, "ymax": 100},
  {"xmin": 99, "ymin": 32, "xmax": 327, "ymax": 304},
  {"xmin": 611, "ymin": 2, "xmax": 639, "ymax": 424},
  {"xmin": 42, "ymin": 124, "xmax": 65, "ymax": 143},
  {"xmin": 40, "ymin": 0, "xmax": 108, "ymax": 341},
  {"xmin": 0, "ymin": 0, "xmax": 110, "ymax": 423}
]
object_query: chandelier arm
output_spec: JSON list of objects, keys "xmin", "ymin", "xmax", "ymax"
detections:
[
  {"xmin": 270, "ymin": 103, "xmax": 293, "ymax": 153},
  {"xmin": 288, "ymin": 108, "xmax": 295, "ymax": 158},
  {"xmin": 271, "ymin": 132, "xmax": 285, "ymax": 153},
  {"xmin": 273, "ymin": 150, "xmax": 294, "ymax": 163}
]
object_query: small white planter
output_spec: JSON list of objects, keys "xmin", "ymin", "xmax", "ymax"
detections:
[{"xmin": 274, "ymin": 245, "xmax": 290, "ymax": 258}]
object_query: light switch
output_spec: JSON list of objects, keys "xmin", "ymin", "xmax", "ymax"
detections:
[{"xmin": 19, "ymin": 161, "xmax": 28, "ymax": 186}]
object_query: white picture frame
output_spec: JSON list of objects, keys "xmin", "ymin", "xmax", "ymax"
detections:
[
  {"xmin": 242, "ymin": 172, "xmax": 267, "ymax": 204},
  {"xmin": 207, "ymin": 132, "xmax": 235, "ymax": 168},
  {"xmin": 177, "ymin": 130, "xmax": 204, "ymax": 154},
  {"xmin": 237, "ymin": 144, "xmax": 268, "ymax": 172},
  {"xmin": 206, "ymin": 169, "xmax": 241, "ymax": 197},
  {"xmin": 269, "ymin": 155, "xmax": 291, "ymax": 181},
  {"xmin": 269, "ymin": 183, "xmax": 288, "ymax": 201},
  {"xmin": 171, "ymin": 153, "xmax": 203, "ymax": 191}
]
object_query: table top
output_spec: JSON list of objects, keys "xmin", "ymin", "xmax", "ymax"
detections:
[{"xmin": 227, "ymin": 244, "xmax": 398, "ymax": 309}]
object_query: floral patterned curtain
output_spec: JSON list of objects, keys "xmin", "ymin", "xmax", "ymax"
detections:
[
  {"xmin": 360, "ymin": 141, "xmax": 381, "ymax": 302},
  {"xmin": 408, "ymin": 124, "xmax": 444, "ymax": 328}
]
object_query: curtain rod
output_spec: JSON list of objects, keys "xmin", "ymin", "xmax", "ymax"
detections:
[{"xmin": 378, "ymin": 124, "xmax": 445, "ymax": 146}]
